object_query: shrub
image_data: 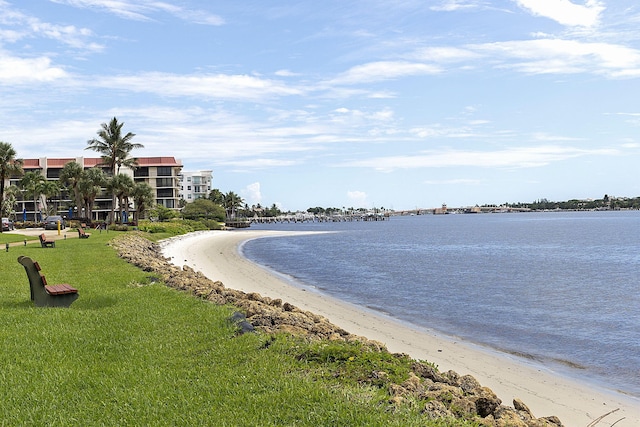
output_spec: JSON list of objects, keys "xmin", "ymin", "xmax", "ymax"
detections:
[{"xmin": 137, "ymin": 220, "xmax": 194, "ymax": 235}]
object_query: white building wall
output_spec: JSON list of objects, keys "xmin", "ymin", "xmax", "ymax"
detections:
[{"xmin": 179, "ymin": 170, "xmax": 213, "ymax": 202}]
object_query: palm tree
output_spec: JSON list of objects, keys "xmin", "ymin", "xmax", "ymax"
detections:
[
  {"xmin": 1, "ymin": 185, "xmax": 20, "ymax": 219},
  {"xmin": 0, "ymin": 142, "xmax": 23, "ymax": 232},
  {"xmin": 78, "ymin": 167, "xmax": 107, "ymax": 222},
  {"xmin": 224, "ymin": 191, "xmax": 244, "ymax": 219},
  {"xmin": 41, "ymin": 180, "xmax": 61, "ymax": 216},
  {"xmin": 108, "ymin": 173, "xmax": 135, "ymax": 224},
  {"xmin": 132, "ymin": 182, "xmax": 155, "ymax": 223},
  {"xmin": 60, "ymin": 161, "xmax": 85, "ymax": 216},
  {"xmin": 85, "ymin": 117, "xmax": 143, "ymax": 223},
  {"xmin": 20, "ymin": 171, "xmax": 46, "ymax": 221},
  {"xmin": 208, "ymin": 188, "xmax": 225, "ymax": 205}
]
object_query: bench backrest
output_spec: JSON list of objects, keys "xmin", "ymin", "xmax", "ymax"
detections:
[{"xmin": 18, "ymin": 256, "xmax": 43, "ymax": 301}]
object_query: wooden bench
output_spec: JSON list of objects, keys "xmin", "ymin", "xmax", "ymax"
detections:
[
  {"xmin": 39, "ymin": 233, "xmax": 55, "ymax": 248},
  {"xmin": 17, "ymin": 256, "xmax": 79, "ymax": 307},
  {"xmin": 78, "ymin": 227, "xmax": 90, "ymax": 238}
]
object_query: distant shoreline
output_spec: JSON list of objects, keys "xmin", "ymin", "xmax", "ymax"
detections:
[{"xmin": 161, "ymin": 229, "xmax": 640, "ymax": 426}]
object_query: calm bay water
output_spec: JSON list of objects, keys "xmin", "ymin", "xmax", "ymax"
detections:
[{"xmin": 242, "ymin": 211, "xmax": 640, "ymax": 397}]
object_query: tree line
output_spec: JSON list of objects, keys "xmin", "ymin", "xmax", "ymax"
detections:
[{"xmin": 487, "ymin": 194, "xmax": 640, "ymax": 211}]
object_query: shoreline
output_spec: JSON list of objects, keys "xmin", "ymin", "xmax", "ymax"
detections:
[{"xmin": 161, "ymin": 229, "xmax": 640, "ymax": 426}]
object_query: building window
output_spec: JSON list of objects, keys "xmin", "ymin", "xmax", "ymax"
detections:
[
  {"xmin": 46, "ymin": 169, "xmax": 62, "ymax": 179},
  {"xmin": 156, "ymin": 178, "xmax": 173, "ymax": 187},
  {"xmin": 134, "ymin": 167, "xmax": 149, "ymax": 177},
  {"xmin": 157, "ymin": 166, "xmax": 172, "ymax": 176}
]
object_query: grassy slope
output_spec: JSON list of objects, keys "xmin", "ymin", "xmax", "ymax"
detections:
[{"xmin": 0, "ymin": 230, "xmax": 473, "ymax": 426}]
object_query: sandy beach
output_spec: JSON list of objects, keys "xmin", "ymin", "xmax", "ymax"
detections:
[{"xmin": 161, "ymin": 229, "xmax": 640, "ymax": 426}]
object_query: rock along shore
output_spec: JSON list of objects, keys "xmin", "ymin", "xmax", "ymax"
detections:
[{"xmin": 111, "ymin": 233, "xmax": 563, "ymax": 427}]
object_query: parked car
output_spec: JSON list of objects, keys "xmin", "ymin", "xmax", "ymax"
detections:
[
  {"xmin": 44, "ymin": 215, "xmax": 66, "ymax": 230},
  {"xmin": 1, "ymin": 217, "xmax": 14, "ymax": 231}
]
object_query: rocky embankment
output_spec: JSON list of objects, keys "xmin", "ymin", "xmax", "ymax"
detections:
[{"xmin": 111, "ymin": 233, "xmax": 563, "ymax": 427}]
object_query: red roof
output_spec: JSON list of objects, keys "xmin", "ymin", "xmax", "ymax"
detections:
[
  {"xmin": 22, "ymin": 159, "xmax": 41, "ymax": 169},
  {"xmin": 135, "ymin": 157, "xmax": 182, "ymax": 167},
  {"xmin": 20, "ymin": 157, "xmax": 182, "ymax": 169},
  {"xmin": 47, "ymin": 158, "xmax": 75, "ymax": 168},
  {"xmin": 83, "ymin": 158, "xmax": 104, "ymax": 168}
]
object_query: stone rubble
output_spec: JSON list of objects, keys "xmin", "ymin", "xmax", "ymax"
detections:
[{"xmin": 111, "ymin": 233, "xmax": 563, "ymax": 427}]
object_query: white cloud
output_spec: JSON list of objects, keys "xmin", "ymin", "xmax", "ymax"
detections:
[
  {"xmin": 0, "ymin": 53, "xmax": 67, "ymax": 83},
  {"xmin": 393, "ymin": 38, "xmax": 640, "ymax": 81},
  {"xmin": 531, "ymin": 132, "xmax": 584, "ymax": 141},
  {"xmin": 223, "ymin": 159, "xmax": 299, "ymax": 169},
  {"xmin": 514, "ymin": 0, "xmax": 605, "ymax": 28},
  {"xmin": 50, "ymin": 0, "xmax": 224, "ymax": 25},
  {"xmin": 472, "ymin": 38, "xmax": 640, "ymax": 77},
  {"xmin": 274, "ymin": 69, "xmax": 301, "ymax": 77},
  {"xmin": 342, "ymin": 145, "xmax": 619, "ymax": 171},
  {"xmin": 430, "ymin": 0, "xmax": 485, "ymax": 12},
  {"xmin": 331, "ymin": 61, "xmax": 442, "ymax": 85},
  {"xmin": 242, "ymin": 182, "xmax": 262, "ymax": 206},
  {"xmin": 0, "ymin": 2, "xmax": 103, "ymax": 52},
  {"xmin": 347, "ymin": 190, "xmax": 368, "ymax": 207},
  {"xmin": 411, "ymin": 46, "xmax": 481, "ymax": 63},
  {"xmin": 97, "ymin": 72, "xmax": 304, "ymax": 101},
  {"xmin": 423, "ymin": 179, "xmax": 482, "ymax": 185}
]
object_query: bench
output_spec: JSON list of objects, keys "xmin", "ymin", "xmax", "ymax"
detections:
[
  {"xmin": 17, "ymin": 256, "xmax": 79, "ymax": 307},
  {"xmin": 39, "ymin": 233, "xmax": 55, "ymax": 248},
  {"xmin": 78, "ymin": 227, "xmax": 90, "ymax": 238}
]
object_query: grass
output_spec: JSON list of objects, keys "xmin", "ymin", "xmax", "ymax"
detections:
[
  {"xmin": 0, "ymin": 232, "xmax": 38, "ymax": 245},
  {"xmin": 0, "ymin": 230, "xmax": 476, "ymax": 426}
]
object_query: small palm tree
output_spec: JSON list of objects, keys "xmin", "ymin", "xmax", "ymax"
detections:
[
  {"xmin": 1, "ymin": 185, "xmax": 20, "ymax": 219},
  {"xmin": 60, "ymin": 161, "xmax": 85, "ymax": 216},
  {"xmin": 86, "ymin": 117, "xmax": 143, "ymax": 223},
  {"xmin": 78, "ymin": 167, "xmax": 107, "ymax": 222},
  {"xmin": 224, "ymin": 191, "xmax": 244, "ymax": 219},
  {"xmin": 0, "ymin": 142, "xmax": 23, "ymax": 231},
  {"xmin": 20, "ymin": 171, "xmax": 46, "ymax": 221},
  {"xmin": 209, "ymin": 188, "xmax": 225, "ymax": 205},
  {"xmin": 41, "ymin": 180, "xmax": 61, "ymax": 216},
  {"xmin": 132, "ymin": 182, "xmax": 155, "ymax": 223},
  {"xmin": 108, "ymin": 173, "xmax": 135, "ymax": 224}
]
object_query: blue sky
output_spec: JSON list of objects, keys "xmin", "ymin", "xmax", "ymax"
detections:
[{"xmin": 1, "ymin": 1, "xmax": 639, "ymax": 211}]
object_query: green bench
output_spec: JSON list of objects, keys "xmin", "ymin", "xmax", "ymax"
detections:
[{"xmin": 17, "ymin": 256, "xmax": 79, "ymax": 307}]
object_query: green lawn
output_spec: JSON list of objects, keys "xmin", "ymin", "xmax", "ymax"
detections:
[{"xmin": 0, "ymin": 230, "xmax": 473, "ymax": 426}]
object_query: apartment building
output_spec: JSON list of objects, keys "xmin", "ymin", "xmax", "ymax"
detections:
[
  {"xmin": 178, "ymin": 170, "xmax": 213, "ymax": 202},
  {"xmin": 132, "ymin": 157, "xmax": 184, "ymax": 209},
  {"xmin": 7, "ymin": 156, "xmax": 182, "ymax": 222}
]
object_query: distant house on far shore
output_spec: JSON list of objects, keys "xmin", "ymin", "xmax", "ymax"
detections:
[{"xmin": 434, "ymin": 203, "xmax": 448, "ymax": 215}]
